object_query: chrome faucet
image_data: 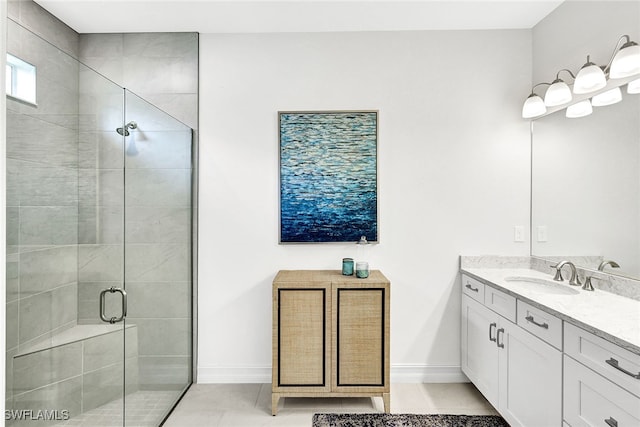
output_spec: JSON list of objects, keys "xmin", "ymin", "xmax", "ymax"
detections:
[
  {"xmin": 598, "ymin": 260, "xmax": 620, "ymax": 271},
  {"xmin": 582, "ymin": 276, "xmax": 596, "ymax": 291},
  {"xmin": 551, "ymin": 261, "xmax": 582, "ymax": 286}
]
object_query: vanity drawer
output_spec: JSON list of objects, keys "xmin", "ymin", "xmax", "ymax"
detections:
[
  {"xmin": 461, "ymin": 275, "xmax": 484, "ymax": 304},
  {"xmin": 484, "ymin": 286, "xmax": 516, "ymax": 323},
  {"xmin": 517, "ymin": 300, "xmax": 562, "ymax": 351},
  {"xmin": 564, "ymin": 355, "xmax": 640, "ymax": 426},
  {"xmin": 564, "ymin": 322, "xmax": 640, "ymax": 397}
]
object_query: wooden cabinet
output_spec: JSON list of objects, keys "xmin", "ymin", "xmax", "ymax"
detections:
[
  {"xmin": 461, "ymin": 275, "xmax": 562, "ymax": 427},
  {"xmin": 272, "ymin": 270, "xmax": 390, "ymax": 415}
]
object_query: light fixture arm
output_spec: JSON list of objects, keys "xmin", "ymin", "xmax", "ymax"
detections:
[
  {"xmin": 555, "ymin": 68, "xmax": 576, "ymax": 81},
  {"xmin": 529, "ymin": 82, "xmax": 551, "ymax": 95}
]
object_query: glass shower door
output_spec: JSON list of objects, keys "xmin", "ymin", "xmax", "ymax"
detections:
[
  {"xmin": 6, "ymin": 18, "xmax": 193, "ymax": 426},
  {"xmin": 122, "ymin": 90, "xmax": 193, "ymax": 426},
  {"xmin": 77, "ymin": 61, "xmax": 129, "ymax": 425},
  {"xmin": 5, "ymin": 17, "xmax": 128, "ymax": 425}
]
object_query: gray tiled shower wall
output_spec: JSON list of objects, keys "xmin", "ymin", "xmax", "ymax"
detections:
[
  {"xmin": 78, "ymin": 32, "xmax": 198, "ymax": 130},
  {"xmin": 6, "ymin": 0, "xmax": 198, "ymax": 417},
  {"xmin": 7, "ymin": 10, "xmax": 78, "ymax": 349},
  {"xmin": 6, "ymin": 1, "xmax": 81, "ymax": 414}
]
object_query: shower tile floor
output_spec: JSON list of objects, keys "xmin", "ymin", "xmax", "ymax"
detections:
[{"xmin": 54, "ymin": 391, "xmax": 179, "ymax": 427}]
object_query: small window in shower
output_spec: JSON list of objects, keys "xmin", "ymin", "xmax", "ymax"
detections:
[{"xmin": 6, "ymin": 53, "xmax": 36, "ymax": 105}]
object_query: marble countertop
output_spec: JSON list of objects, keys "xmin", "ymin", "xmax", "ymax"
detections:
[{"xmin": 462, "ymin": 267, "xmax": 640, "ymax": 355}]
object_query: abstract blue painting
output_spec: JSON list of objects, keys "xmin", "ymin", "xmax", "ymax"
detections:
[{"xmin": 279, "ymin": 111, "xmax": 378, "ymax": 243}]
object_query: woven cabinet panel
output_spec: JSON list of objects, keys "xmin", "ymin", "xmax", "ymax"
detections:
[
  {"xmin": 279, "ymin": 289, "xmax": 325, "ymax": 385},
  {"xmin": 337, "ymin": 289, "xmax": 383, "ymax": 386}
]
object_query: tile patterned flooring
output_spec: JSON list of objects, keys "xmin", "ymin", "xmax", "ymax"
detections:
[
  {"xmin": 164, "ymin": 383, "xmax": 498, "ymax": 427},
  {"xmin": 54, "ymin": 391, "xmax": 179, "ymax": 427}
]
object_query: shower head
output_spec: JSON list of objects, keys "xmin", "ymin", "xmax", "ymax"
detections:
[{"xmin": 116, "ymin": 121, "xmax": 138, "ymax": 136}]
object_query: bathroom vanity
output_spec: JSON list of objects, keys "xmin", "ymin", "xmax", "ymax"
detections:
[
  {"xmin": 271, "ymin": 270, "xmax": 390, "ymax": 415},
  {"xmin": 460, "ymin": 258, "xmax": 640, "ymax": 427}
]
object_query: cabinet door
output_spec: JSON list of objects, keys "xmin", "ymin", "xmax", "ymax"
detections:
[
  {"xmin": 461, "ymin": 295, "xmax": 500, "ymax": 407},
  {"xmin": 564, "ymin": 355, "xmax": 640, "ymax": 427},
  {"xmin": 498, "ymin": 322, "xmax": 562, "ymax": 427},
  {"xmin": 334, "ymin": 287, "xmax": 388, "ymax": 390},
  {"xmin": 275, "ymin": 287, "xmax": 330, "ymax": 391}
]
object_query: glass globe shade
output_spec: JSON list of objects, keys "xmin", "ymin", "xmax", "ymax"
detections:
[
  {"xmin": 522, "ymin": 94, "xmax": 546, "ymax": 118},
  {"xmin": 610, "ymin": 42, "xmax": 640, "ymax": 79},
  {"xmin": 566, "ymin": 100, "xmax": 593, "ymax": 118},
  {"xmin": 544, "ymin": 80, "xmax": 572, "ymax": 106},
  {"xmin": 627, "ymin": 78, "xmax": 640, "ymax": 94},
  {"xmin": 574, "ymin": 63, "xmax": 607, "ymax": 94},
  {"xmin": 592, "ymin": 87, "xmax": 622, "ymax": 106}
]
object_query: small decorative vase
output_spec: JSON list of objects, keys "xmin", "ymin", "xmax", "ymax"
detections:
[
  {"xmin": 342, "ymin": 258, "xmax": 354, "ymax": 276},
  {"xmin": 356, "ymin": 262, "xmax": 369, "ymax": 279}
]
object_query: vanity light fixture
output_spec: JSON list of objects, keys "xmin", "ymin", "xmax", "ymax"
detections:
[
  {"xmin": 573, "ymin": 56, "xmax": 606, "ymax": 94},
  {"xmin": 609, "ymin": 35, "xmax": 640, "ymax": 79},
  {"xmin": 627, "ymin": 78, "xmax": 640, "ymax": 94},
  {"xmin": 522, "ymin": 34, "xmax": 640, "ymax": 119},
  {"xmin": 544, "ymin": 69, "xmax": 575, "ymax": 106},
  {"xmin": 522, "ymin": 83, "xmax": 550, "ymax": 118},
  {"xmin": 592, "ymin": 87, "xmax": 622, "ymax": 106},
  {"xmin": 565, "ymin": 99, "xmax": 593, "ymax": 118}
]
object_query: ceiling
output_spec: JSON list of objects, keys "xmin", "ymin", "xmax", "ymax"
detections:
[{"xmin": 34, "ymin": 0, "xmax": 564, "ymax": 34}]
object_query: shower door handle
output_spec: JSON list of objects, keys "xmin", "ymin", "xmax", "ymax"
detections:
[{"xmin": 99, "ymin": 287, "xmax": 127, "ymax": 324}]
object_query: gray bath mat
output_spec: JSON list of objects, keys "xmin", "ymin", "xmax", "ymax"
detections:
[{"xmin": 312, "ymin": 413, "xmax": 509, "ymax": 427}]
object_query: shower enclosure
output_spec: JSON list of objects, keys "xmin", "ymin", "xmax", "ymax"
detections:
[{"xmin": 6, "ymin": 19, "xmax": 194, "ymax": 426}]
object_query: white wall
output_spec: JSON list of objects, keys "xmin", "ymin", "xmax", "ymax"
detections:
[
  {"xmin": 532, "ymin": 1, "xmax": 640, "ymax": 84},
  {"xmin": 198, "ymin": 29, "xmax": 532, "ymax": 382}
]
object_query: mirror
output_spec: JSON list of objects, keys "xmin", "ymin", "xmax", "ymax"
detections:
[{"xmin": 531, "ymin": 83, "xmax": 640, "ymax": 279}]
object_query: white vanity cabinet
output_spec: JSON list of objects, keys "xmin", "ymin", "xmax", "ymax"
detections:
[
  {"xmin": 461, "ymin": 293, "xmax": 501, "ymax": 405},
  {"xmin": 501, "ymin": 314, "xmax": 562, "ymax": 426},
  {"xmin": 563, "ymin": 323, "xmax": 640, "ymax": 426},
  {"xmin": 461, "ymin": 274, "xmax": 563, "ymax": 427}
]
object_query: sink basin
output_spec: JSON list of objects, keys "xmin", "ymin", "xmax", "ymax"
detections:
[{"xmin": 504, "ymin": 276, "xmax": 580, "ymax": 295}]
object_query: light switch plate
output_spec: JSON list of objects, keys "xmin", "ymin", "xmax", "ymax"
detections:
[
  {"xmin": 537, "ymin": 226, "xmax": 548, "ymax": 242},
  {"xmin": 514, "ymin": 226, "xmax": 525, "ymax": 242}
]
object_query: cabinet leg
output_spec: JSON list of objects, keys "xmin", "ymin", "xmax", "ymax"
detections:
[
  {"xmin": 272, "ymin": 394, "xmax": 280, "ymax": 416},
  {"xmin": 382, "ymin": 393, "xmax": 390, "ymax": 413}
]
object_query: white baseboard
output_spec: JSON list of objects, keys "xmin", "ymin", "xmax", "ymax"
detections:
[
  {"xmin": 196, "ymin": 365, "xmax": 468, "ymax": 384},
  {"xmin": 391, "ymin": 364, "xmax": 469, "ymax": 383},
  {"xmin": 197, "ymin": 366, "xmax": 272, "ymax": 384}
]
